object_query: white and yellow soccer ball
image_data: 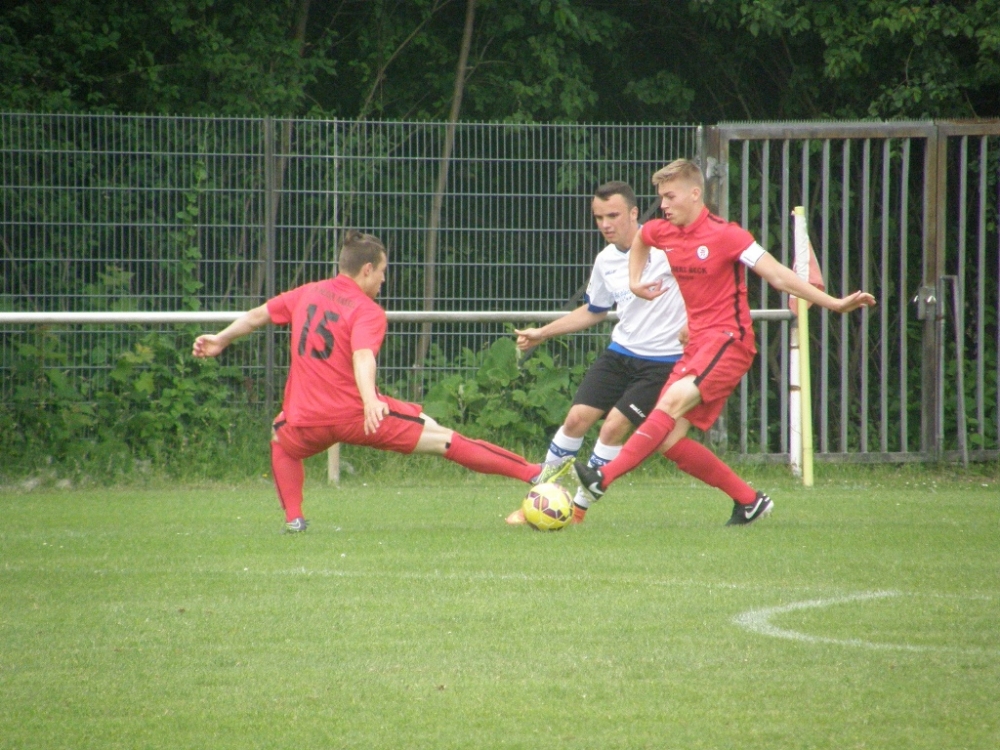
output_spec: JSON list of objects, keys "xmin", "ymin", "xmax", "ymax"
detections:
[{"xmin": 522, "ymin": 482, "xmax": 573, "ymax": 531}]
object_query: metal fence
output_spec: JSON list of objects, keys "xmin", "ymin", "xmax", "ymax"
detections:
[
  {"xmin": 0, "ymin": 112, "xmax": 699, "ymax": 405},
  {"xmin": 2, "ymin": 113, "xmax": 997, "ymax": 462},
  {"xmin": 707, "ymin": 120, "xmax": 1000, "ymax": 462}
]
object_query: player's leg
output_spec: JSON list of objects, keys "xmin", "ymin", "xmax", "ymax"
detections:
[
  {"xmin": 575, "ymin": 375, "xmax": 701, "ymax": 497},
  {"xmin": 270, "ymin": 416, "xmax": 333, "ymax": 532},
  {"xmin": 271, "ymin": 437, "xmax": 307, "ymax": 530},
  {"xmin": 571, "ymin": 356, "xmax": 677, "ymax": 520},
  {"xmin": 505, "ymin": 402, "xmax": 603, "ymax": 524},
  {"xmin": 414, "ymin": 417, "xmax": 541, "ymax": 483},
  {"xmin": 545, "ymin": 350, "xmax": 630, "ymax": 463},
  {"xmin": 662, "ymin": 428, "xmax": 754, "ymax": 503},
  {"xmin": 562, "ymin": 409, "xmax": 629, "ymax": 523},
  {"xmin": 511, "ymin": 350, "xmax": 635, "ymax": 524},
  {"xmin": 657, "ymin": 338, "xmax": 771, "ymax": 524},
  {"xmin": 545, "ymin": 404, "xmax": 604, "ymax": 462},
  {"xmin": 575, "ymin": 333, "xmax": 755, "ymax": 502},
  {"xmin": 661, "ymin": 432, "xmax": 770, "ymax": 524},
  {"xmin": 349, "ymin": 395, "xmax": 541, "ymax": 483}
]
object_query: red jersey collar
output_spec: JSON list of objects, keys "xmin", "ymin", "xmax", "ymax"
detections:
[{"xmin": 677, "ymin": 206, "xmax": 711, "ymax": 234}]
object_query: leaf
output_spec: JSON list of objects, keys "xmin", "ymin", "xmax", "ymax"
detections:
[{"xmin": 475, "ymin": 338, "xmax": 520, "ymax": 387}]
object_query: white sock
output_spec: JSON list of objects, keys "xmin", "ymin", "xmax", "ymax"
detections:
[
  {"xmin": 589, "ymin": 439, "xmax": 622, "ymax": 468},
  {"xmin": 545, "ymin": 426, "xmax": 584, "ymax": 464},
  {"xmin": 573, "ymin": 440, "xmax": 623, "ymax": 509}
]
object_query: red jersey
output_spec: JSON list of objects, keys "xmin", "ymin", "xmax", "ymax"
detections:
[
  {"xmin": 266, "ymin": 275, "xmax": 387, "ymax": 426},
  {"xmin": 640, "ymin": 207, "xmax": 763, "ymax": 348}
]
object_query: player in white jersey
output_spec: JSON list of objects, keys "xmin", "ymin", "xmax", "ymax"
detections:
[{"xmin": 506, "ymin": 181, "xmax": 687, "ymax": 525}]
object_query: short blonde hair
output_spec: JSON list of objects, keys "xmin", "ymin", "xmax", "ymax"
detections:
[{"xmin": 651, "ymin": 159, "xmax": 704, "ymax": 190}]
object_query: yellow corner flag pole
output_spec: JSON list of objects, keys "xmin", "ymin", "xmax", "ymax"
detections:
[{"xmin": 793, "ymin": 207, "xmax": 815, "ymax": 487}]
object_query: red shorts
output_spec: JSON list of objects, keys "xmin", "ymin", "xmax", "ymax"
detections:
[
  {"xmin": 272, "ymin": 397, "xmax": 426, "ymax": 460},
  {"xmin": 660, "ymin": 330, "xmax": 756, "ymax": 431}
]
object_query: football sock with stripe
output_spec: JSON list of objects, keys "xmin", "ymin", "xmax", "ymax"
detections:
[
  {"xmin": 598, "ymin": 409, "xmax": 675, "ymax": 487},
  {"xmin": 545, "ymin": 426, "xmax": 584, "ymax": 464},
  {"xmin": 663, "ymin": 438, "xmax": 756, "ymax": 503},
  {"xmin": 589, "ymin": 439, "xmax": 622, "ymax": 468},
  {"xmin": 445, "ymin": 433, "xmax": 539, "ymax": 483}
]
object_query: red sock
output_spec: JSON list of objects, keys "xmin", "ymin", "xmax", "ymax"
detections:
[
  {"xmin": 663, "ymin": 438, "xmax": 756, "ymax": 503},
  {"xmin": 271, "ymin": 439, "xmax": 305, "ymax": 522},
  {"xmin": 443, "ymin": 433, "xmax": 539, "ymax": 483},
  {"xmin": 599, "ymin": 410, "xmax": 676, "ymax": 486}
]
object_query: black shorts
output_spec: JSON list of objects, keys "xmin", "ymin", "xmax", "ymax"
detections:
[{"xmin": 572, "ymin": 349, "xmax": 677, "ymax": 427}]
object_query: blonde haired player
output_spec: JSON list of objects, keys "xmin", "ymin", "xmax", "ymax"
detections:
[
  {"xmin": 574, "ymin": 160, "xmax": 876, "ymax": 525},
  {"xmin": 506, "ymin": 181, "xmax": 687, "ymax": 525}
]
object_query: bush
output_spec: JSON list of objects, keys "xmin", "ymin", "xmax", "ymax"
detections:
[
  {"xmin": 420, "ymin": 337, "xmax": 589, "ymax": 453},
  {"xmin": 1, "ymin": 326, "xmax": 268, "ymax": 484}
]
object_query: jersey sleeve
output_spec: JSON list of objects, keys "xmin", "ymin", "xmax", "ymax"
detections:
[
  {"xmin": 350, "ymin": 301, "xmax": 388, "ymax": 354},
  {"xmin": 639, "ymin": 219, "xmax": 670, "ymax": 248},
  {"xmin": 584, "ymin": 257, "xmax": 614, "ymax": 312},
  {"xmin": 266, "ymin": 285, "xmax": 305, "ymax": 326}
]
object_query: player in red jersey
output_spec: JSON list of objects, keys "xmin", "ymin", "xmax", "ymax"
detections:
[
  {"xmin": 574, "ymin": 159, "xmax": 877, "ymax": 525},
  {"xmin": 193, "ymin": 231, "xmax": 547, "ymax": 532}
]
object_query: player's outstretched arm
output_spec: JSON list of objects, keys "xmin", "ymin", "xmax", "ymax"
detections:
[
  {"xmin": 192, "ymin": 304, "xmax": 272, "ymax": 358},
  {"xmin": 627, "ymin": 233, "xmax": 664, "ymax": 300},
  {"xmin": 353, "ymin": 349, "xmax": 390, "ymax": 434},
  {"xmin": 752, "ymin": 253, "xmax": 876, "ymax": 313},
  {"xmin": 514, "ymin": 305, "xmax": 608, "ymax": 351}
]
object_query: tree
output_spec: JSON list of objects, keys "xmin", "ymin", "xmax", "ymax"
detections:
[
  {"xmin": 612, "ymin": 0, "xmax": 1000, "ymax": 121},
  {"xmin": 1, "ymin": 0, "xmax": 998, "ymax": 121},
  {"xmin": 0, "ymin": 0, "xmax": 329, "ymax": 115}
]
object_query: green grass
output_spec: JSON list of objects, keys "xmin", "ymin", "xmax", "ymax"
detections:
[{"xmin": 1, "ymin": 464, "xmax": 998, "ymax": 749}]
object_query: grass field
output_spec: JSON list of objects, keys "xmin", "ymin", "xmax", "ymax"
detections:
[{"xmin": 1, "ymin": 463, "xmax": 998, "ymax": 749}]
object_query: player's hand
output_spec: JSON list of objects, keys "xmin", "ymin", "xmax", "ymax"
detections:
[
  {"xmin": 513, "ymin": 327, "xmax": 545, "ymax": 351},
  {"xmin": 630, "ymin": 279, "xmax": 665, "ymax": 301},
  {"xmin": 678, "ymin": 325, "xmax": 689, "ymax": 347},
  {"xmin": 835, "ymin": 291, "xmax": 877, "ymax": 314},
  {"xmin": 192, "ymin": 334, "xmax": 226, "ymax": 358},
  {"xmin": 363, "ymin": 399, "xmax": 390, "ymax": 435}
]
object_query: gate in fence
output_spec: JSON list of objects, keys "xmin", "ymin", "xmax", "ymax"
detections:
[{"xmin": 706, "ymin": 120, "xmax": 1000, "ymax": 462}]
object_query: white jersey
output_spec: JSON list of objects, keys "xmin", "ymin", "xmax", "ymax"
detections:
[{"xmin": 585, "ymin": 241, "xmax": 686, "ymax": 360}]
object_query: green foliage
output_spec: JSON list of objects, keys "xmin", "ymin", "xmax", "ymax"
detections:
[
  {"xmin": 422, "ymin": 336, "xmax": 589, "ymax": 450},
  {"xmin": 685, "ymin": 0, "xmax": 1000, "ymax": 119},
  {"xmin": 0, "ymin": 325, "xmax": 267, "ymax": 483},
  {"xmin": 168, "ymin": 158, "xmax": 207, "ymax": 309},
  {"xmin": 4, "ymin": 328, "xmax": 97, "ymax": 461},
  {"xmin": 9, "ymin": 0, "xmax": 995, "ymax": 122},
  {"xmin": 0, "ymin": 0, "xmax": 331, "ymax": 115}
]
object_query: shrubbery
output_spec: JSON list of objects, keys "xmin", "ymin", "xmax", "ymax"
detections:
[
  {"xmin": 1, "ymin": 329, "xmax": 590, "ymax": 485},
  {"xmin": 1, "ymin": 326, "xmax": 269, "ymax": 484}
]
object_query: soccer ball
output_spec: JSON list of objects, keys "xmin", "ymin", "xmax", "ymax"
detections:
[{"xmin": 522, "ymin": 482, "xmax": 573, "ymax": 531}]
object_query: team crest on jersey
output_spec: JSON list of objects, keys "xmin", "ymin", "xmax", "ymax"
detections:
[{"xmin": 696, "ymin": 245, "xmax": 709, "ymax": 260}]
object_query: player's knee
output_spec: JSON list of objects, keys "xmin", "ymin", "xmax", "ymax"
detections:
[
  {"xmin": 657, "ymin": 379, "xmax": 700, "ymax": 416},
  {"xmin": 597, "ymin": 411, "xmax": 632, "ymax": 445},
  {"xmin": 415, "ymin": 421, "xmax": 453, "ymax": 455},
  {"xmin": 562, "ymin": 407, "xmax": 597, "ymax": 436}
]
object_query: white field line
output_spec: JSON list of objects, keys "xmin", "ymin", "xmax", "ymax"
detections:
[{"xmin": 733, "ymin": 591, "xmax": 997, "ymax": 654}]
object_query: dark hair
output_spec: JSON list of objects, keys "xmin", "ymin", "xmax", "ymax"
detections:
[
  {"xmin": 338, "ymin": 230, "xmax": 387, "ymax": 275},
  {"xmin": 593, "ymin": 181, "xmax": 637, "ymax": 210}
]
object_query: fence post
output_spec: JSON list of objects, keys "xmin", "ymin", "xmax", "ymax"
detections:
[
  {"xmin": 919, "ymin": 127, "xmax": 946, "ymax": 460},
  {"xmin": 264, "ymin": 117, "xmax": 277, "ymax": 418}
]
